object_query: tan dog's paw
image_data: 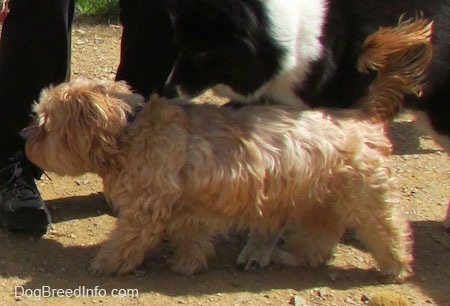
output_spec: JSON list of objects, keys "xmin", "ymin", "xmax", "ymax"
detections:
[
  {"xmin": 169, "ymin": 253, "xmax": 208, "ymax": 275},
  {"xmin": 168, "ymin": 224, "xmax": 214, "ymax": 275},
  {"xmin": 271, "ymin": 248, "xmax": 300, "ymax": 267},
  {"xmin": 170, "ymin": 243, "xmax": 214, "ymax": 275},
  {"xmin": 91, "ymin": 248, "xmax": 140, "ymax": 276},
  {"xmin": 379, "ymin": 262, "xmax": 413, "ymax": 284},
  {"xmin": 90, "ymin": 222, "xmax": 158, "ymax": 276},
  {"xmin": 236, "ymin": 231, "xmax": 283, "ymax": 270},
  {"xmin": 91, "ymin": 253, "xmax": 117, "ymax": 276},
  {"xmin": 236, "ymin": 245, "xmax": 273, "ymax": 270}
]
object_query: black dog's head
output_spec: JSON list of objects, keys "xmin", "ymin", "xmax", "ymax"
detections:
[{"xmin": 165, "ymin": 0, "xmax": 284, "ymax": 98}]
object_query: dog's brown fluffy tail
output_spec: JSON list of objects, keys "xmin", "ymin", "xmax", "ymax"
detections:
[{"xmin": 356, "ymin": 18, "xmax": 433, "ymax": 121}]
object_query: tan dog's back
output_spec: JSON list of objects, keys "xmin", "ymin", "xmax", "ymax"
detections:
[{"xmin": 113, "ymin": 97, "xmax": 391, "ymax": 231}]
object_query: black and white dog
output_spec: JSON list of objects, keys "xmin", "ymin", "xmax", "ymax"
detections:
[
  {"xmin": 165, "ymin": 0, "xmax": 449, "ymax": 134},
  {"xmin": 163, "ymin": 0, "xmax": 450, "ymax": 230}
]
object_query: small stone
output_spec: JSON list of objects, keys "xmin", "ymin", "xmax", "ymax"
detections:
[
  {"xmin": 290, "ymin": 295, "xmax": 308, "ymax": 306},
  {"xmin": 361, "ymin": 294, "xmax": 370, "ymax": 303},
  {"xmin": 94, "ymin": 37, "xmax": 105, "ymax": 44},
  {"xmin": 133, "ymin": 269, "xmax": 146, "ymax": 278},
  {"xmin": 368, "ymin": 291, "xmax": 411, "ymax": 306}
]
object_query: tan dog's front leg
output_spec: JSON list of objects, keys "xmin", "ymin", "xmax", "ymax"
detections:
[
  {"xmin": 168, "ymin": 218, "xmax": 215, "ymax": 275},
  {"xmin": 92, "ymin": 218, "xmax": 164, "ymax": 275}
]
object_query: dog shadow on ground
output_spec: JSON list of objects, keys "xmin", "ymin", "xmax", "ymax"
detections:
[
  {"xmin": 0, "ymin": 223, "xmax": 383, "ymax": 297},
  {"xmin": 387, "ymin": 120, "xmax": 442, "ymax": 155},
  {"xmin": 1, "ymin": 191, "xmax": 448, "ymax": 303},
  {"xmin": 408, "ymin": 220, "xmax": 450, "ymax": 303},
  {"xmin": 45, "ymin": 193, "xmax": 116, "ymax": 223}
]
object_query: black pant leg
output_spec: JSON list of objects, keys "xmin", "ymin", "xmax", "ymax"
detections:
[{"xmin": 0, "ymin": 0, "xmax": 74, "ymax": 164}]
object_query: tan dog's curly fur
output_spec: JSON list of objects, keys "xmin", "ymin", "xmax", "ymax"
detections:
[
  {"xmin": 25, "ymin": 82, "xmax": 409, "ymax": 279},
  {"xmin": 23, "ymin": 19, "xmax": 433, "ymax": 283}
]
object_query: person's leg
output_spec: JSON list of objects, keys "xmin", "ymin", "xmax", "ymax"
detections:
[
  {"xmin": 115, "ymin": 0, "xmax": 178, "ymax": 98},
  {"xmin": 0, "ymin": 0, "xmax": 74, "ymax": 235}
]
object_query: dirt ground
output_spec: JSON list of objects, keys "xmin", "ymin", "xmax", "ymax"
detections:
[{"xmin": 0, "ymin": 23, "xmax": 449, "ymax": 306}]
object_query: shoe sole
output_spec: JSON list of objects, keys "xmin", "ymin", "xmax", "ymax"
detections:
[{"xmin": 0, "ymin": 206, "xmax": 50, "ymax": 236}]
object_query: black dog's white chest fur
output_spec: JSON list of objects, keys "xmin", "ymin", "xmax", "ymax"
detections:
[
  {"xmin": 167, "ymin": 0, "xmax": 327, "ymax": 105},
  {"xmin": 212, "ymin": 0, "xmax": 328, "ymax": 108}
]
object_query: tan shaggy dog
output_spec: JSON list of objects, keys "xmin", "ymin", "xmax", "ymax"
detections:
[{"xmin": 23, "ymin": 19, "xmax": 432, "ymax": 283}]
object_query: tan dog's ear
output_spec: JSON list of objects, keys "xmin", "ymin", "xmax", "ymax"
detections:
[
  {"xmin": 62, "ymin": 82, "xmax": 134, "ymax": 153},
  {"xmin": 35, "ymin": 85, "xmax": 125, "ymax": 139},
  {"xmin": 100, "ymin": 80, "xmax": 145, "ymax": 109}
]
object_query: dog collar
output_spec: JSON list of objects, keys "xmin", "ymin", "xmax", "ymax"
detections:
[{"xmin": 127, "ymin": 104, "xmax": 144, "ymax": 123}]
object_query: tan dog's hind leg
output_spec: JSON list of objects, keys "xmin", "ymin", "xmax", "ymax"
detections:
[
  {"xmin": 92, "ymin": 218, "xmax": 165, "ymax": 275},
  {"xmin": 236, "ymin": 230, "xmax": 285, "ymax": 269},
  {"xmin": 352, "ymin": 207, "xmax": 413, "ymax": 283},
  {"xmin": 286, "ymin": 208, "xmax": 344, "ymax": 268}
]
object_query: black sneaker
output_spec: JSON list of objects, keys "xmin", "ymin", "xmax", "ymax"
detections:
[{"xmin": 0, "ymin": 152, "xmax": 50, "ymax": 236}]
